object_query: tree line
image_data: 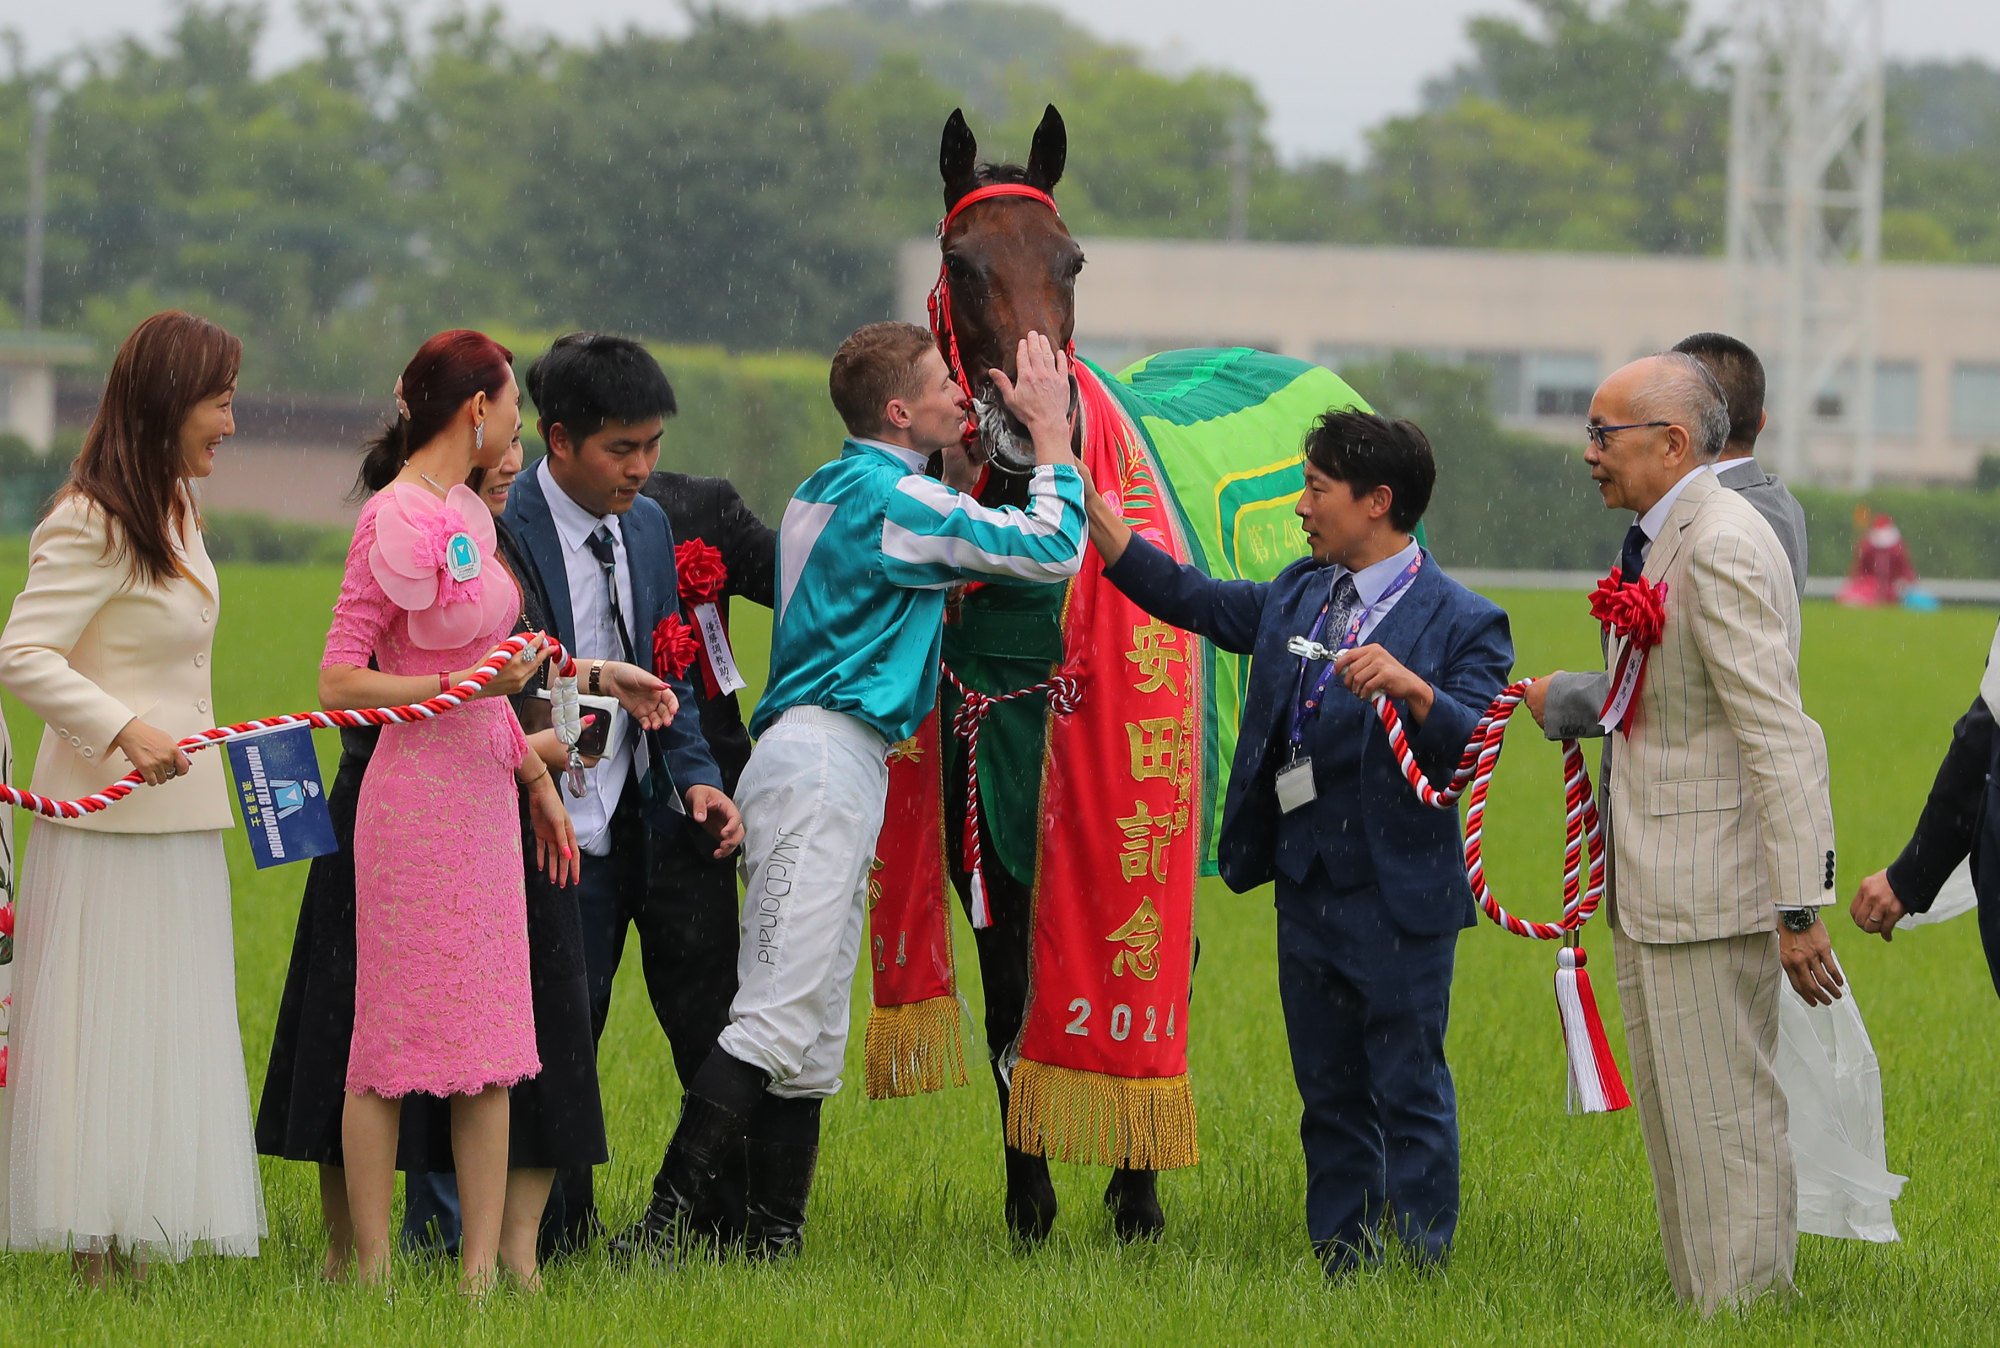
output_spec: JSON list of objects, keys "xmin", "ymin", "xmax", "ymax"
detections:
[{"xmin": 2, "ymin": 0, "xmax": 1999, "ymax": 397}]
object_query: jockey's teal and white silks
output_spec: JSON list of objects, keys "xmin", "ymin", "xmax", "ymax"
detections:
[{"xmin": 754, "ymin": 438, "xmax": 1086, "ymax": 744}]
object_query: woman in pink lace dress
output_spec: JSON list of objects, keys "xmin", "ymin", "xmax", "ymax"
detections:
[{"xmin": 319, "ymin": 330, "xmax": 579, "ymax": 1294}]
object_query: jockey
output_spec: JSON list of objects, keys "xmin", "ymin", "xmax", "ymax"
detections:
[{"xmin": 632, "ymin": 322, "xmax": 1086, "ymax": 1262}]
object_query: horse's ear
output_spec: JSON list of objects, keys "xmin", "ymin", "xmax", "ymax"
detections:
[
  {"xmin": 1026, "ymin": 103, "xmax": 1066, "ymax": 193},
  {"xmin": 940, "ymin": 107, "xmax": 979, "ymax": 207}
]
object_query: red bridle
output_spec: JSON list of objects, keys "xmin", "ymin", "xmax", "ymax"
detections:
[{"xmin": 925, "ymin": 183, "xmax": 1079, "ymax": 445}]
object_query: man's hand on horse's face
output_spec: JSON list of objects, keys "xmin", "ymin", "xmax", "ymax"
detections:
[{"xmin": 989, "ymin": 331, "xmax": 1073, "ymax": 440}]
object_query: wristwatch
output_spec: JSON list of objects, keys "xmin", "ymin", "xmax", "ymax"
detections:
[{"xmin": 1778, "ymin": 907, "xmax": 1820, "ymax": 933}]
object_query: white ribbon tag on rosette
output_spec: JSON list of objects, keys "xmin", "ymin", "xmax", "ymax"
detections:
[
  {"xmin": 693, "ymin": 602, "xmax": 748, "ymax": 695},
  {"xmin": 1598, "ymin": 640, "xmax": 1647, "ymax": 735}
]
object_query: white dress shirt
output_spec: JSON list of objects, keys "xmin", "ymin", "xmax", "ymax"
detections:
[
  {"xmin": 539, "ymin": 458, "xmax": 639, "ymax": 856},
  {"xmin": 1633, "ymin": 463, "xmax": 1714, "ymax": 568}
]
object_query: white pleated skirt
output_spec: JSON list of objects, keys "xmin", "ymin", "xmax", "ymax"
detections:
[{"xmin": 0, "ymin": 824, "xmax": 264, "ymax": 1259}]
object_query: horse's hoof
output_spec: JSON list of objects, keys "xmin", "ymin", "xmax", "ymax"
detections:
[
  {"xmin": 1003, "ymin": 1147, "xmax": 1058, "ymax": 1247},
  {"xmin": 1005, "ymin": 1193, "xmax": 1057, "ymax": 1247},
  {"xmin": 1104, "ymin": 1169, "xmax": 1164, "ymax": 1243}
]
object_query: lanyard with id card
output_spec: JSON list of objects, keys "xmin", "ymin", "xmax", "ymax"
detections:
[{"xmin": 1276, "ymin": 553, "xmax": 1423, "ymax": 813}]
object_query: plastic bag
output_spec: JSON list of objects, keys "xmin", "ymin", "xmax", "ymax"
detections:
[
  {"xmin": 1777, "ymin": 982, "xmax": 1906, "ymax": 1242},
  {"xmin": 1900, "ymin": 859, "xmax": 1976, "ymax": 928}
]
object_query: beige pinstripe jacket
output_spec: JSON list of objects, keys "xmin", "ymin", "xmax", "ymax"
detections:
[{"xmin": 1604, "ymin": 471, "xmax": 1837, "ymax": 944}]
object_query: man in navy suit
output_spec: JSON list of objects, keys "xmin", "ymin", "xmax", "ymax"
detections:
[
  {"xmin": 505, "ymin": 334, "xmax": 746, "ymax": 1248},
  {"xmin": 1087, "ymin": 409, "xmax": 1513, "ymax": 1275}
]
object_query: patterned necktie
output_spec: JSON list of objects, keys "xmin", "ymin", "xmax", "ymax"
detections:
[
  {"xmin": 1619, "ymin": 522, "xmax": 1648, "ymax": 583},
  {"xmin": 583, "ymin": 525, "xmax": 653, "ymax": 793},
  {"xmin": 1327, "ymin": 573, "xmax": 1361, "ymax": 646}
]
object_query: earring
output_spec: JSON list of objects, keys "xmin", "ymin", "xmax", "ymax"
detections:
[{"xmin": 475, "ymin": 422, "xmax": 485, "ymax": 452}]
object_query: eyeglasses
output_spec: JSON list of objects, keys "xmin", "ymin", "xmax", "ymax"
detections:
[{"xmin": 1584, "ymin": 421, "xmax": 1671, "ymax": 450}]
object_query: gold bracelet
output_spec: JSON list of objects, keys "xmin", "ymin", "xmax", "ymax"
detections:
[{"xmin": 589, "ymin": 660, "xmax": 605, "ymax": 696}]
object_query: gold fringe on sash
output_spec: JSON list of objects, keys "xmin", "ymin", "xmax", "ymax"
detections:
[
  {"xmin": 1004, "ymin": 1060, "xmax": 1199, "ymax": 1171},
  {"xmin": 862, "ymin": 997, "xmax": 969, "ymax": 1100}
]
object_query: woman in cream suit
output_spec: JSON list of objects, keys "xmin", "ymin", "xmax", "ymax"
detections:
[{"xmin": 0, "ymin": 311, "xmax": 263, "ymax": 1283}]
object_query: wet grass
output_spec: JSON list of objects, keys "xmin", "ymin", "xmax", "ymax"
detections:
[{"xmin": 0, "ymin": 559, "xmax": 1994, "ymax": 1344}]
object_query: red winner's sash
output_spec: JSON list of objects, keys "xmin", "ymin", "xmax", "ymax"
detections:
[
  {"xmin": 864, "ymin": 365, "xmax": 1202, "ymax": 1172},
  {"xmin": 1008, "ymin": 367, "xmax": 1201, "ymax": 1170},
  {"xmin": 864, "ymin": 715, "xmax": 969, "ymax": 1098}
]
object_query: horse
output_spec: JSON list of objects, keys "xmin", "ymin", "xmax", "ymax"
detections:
[{"xmin": 908, "ymin": 104, "xmax": 1372, "ymax": 1246}]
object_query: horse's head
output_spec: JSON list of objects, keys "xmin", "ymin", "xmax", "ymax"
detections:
[{"xmin": 934, "ymin": 104, "xmax": 1082, "ymax": 475}]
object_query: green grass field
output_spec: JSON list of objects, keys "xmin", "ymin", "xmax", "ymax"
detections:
[{"xmin": 0, "ymin": 558, "xmax": 1994, "ymax": 1344}]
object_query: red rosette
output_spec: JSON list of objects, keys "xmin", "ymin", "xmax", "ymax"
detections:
[
  {"xmin": 652, "ymin": 613, "xmax": 701, "ymax": 681},
  {"xmin": 1588, "ymin": 569, "xmax": 1668, "ymax": 649},
  {"xmin": 675, "ymin": 538, "xmax": 728, "ymax": 607}
]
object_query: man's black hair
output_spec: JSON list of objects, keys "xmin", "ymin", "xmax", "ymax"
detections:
[
  {"xmin": 1301, "ymin": 408, "xmax": 1436, "ymax": 533},
  {"xmin": 1671, "ymin": 331, "xmax": 1764, "ymax": 450},
  {"xmin": 524, "ymin": 332, "xmax": 677, "ymax": 450}
]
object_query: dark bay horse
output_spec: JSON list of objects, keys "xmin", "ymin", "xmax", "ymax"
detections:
[{"xmin": 929, "ymin": 104, "xmax": 1167, "ymax": 1245}]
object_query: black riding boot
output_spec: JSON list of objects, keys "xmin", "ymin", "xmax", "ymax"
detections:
[
  {"xmin": 608, "ymin": 1053, "xmax": 766, "ymax": 1263},
  {"xmin": 1104, "ymin": 1167, "xmax": 1165, "ymax": 1242},
  {"xmin": 744, "ymin": 1096, "xmax": 822, "ymax": 1262}
]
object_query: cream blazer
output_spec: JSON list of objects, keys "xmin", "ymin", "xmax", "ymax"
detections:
[
  {"xmin": 1605, "ymin": 471, "xmax": 1837, "ymax": 943},
  {"xmin": 0, "ymin": 493, "xmax": 232, "ymax": 834}
]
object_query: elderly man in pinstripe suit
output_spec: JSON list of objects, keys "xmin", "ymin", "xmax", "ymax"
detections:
[{"xmin": 1526, "ymin": 353, "xmax": 1844, "ymax": 1312}]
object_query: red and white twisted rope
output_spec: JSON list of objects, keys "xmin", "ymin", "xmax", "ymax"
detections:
[
  {"xmin": 1370, "ymin": 678, "xmax": 1606, "ymax": 941},
  {"xmin": 941, "ymin": 664, "xmax": 1082, "ymax": 929},
  {"xmin": 0, "ymin": 633, "xmax": 575, "ymax": 822}
]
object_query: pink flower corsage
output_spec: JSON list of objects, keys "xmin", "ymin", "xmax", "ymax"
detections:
[{"xmin": 369, "ymin": 483, "xmax": 512, "ymax": 650}]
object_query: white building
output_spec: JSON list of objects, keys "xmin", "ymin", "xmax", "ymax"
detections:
[
  {"xmin": 898, "ymin": 240, "xmax": 2000, "ymax": 486},
  {"xmin": 0, "ymin": 332, "xmax": 94, "ymax": 451}
]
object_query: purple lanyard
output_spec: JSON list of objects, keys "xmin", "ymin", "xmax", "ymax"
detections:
[{"xmin": 1287, "ymin": 552, "xmax": 1423, "ymax": 754}]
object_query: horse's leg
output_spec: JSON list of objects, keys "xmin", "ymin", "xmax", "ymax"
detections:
[
  {"xmin": 947, "ymin": 759, "xmax": 1057, "ymax": 1246},
  {"xmin": 1103, "ymin": 1168, "xmax": 1164, "ymax": 1242},
  {"xmin": 1103, "ymin": 933, "xmax": 1204, "ymax": 1242}
]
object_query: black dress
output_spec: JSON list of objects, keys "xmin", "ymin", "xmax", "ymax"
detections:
[{"xmin": 255, "ymin": 519, "xmax": 608, "ymax": 1171}]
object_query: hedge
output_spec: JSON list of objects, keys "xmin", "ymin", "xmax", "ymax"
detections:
[{"xmin": 6, "ymin": 351, "xmax": 1997, "ymax": 580}]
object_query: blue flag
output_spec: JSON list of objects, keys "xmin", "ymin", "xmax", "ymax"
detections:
[{"xmin": 226, "ymin": 726, "xmax": 337, "ymax": 869}]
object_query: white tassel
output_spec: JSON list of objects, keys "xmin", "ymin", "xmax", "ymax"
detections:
[
  {"xmin": 969, "ymin": 868, "xmax": 991, "ymax": 930},
  {"xmin": 1553, "ymin": 945, "xmax": 1631, "ymax": 1114}
]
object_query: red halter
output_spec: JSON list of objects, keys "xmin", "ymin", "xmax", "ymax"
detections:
[{"xmin": 925, "ymin": 183, "xmax": 1077, "ymax": 445}]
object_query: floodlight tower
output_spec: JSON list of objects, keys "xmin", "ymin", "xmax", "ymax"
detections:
[{"xmin": 1726, "ymin": 0, "xmax": 1885, "ymax": 488}]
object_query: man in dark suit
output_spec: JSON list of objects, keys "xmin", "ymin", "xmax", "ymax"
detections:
[
  {"xmin": 1850, "ymin": 621, "xmax": 2000, "ymax": 994},
  {"xmin": 606, "ymin": 466, "xmax": 777, "ymax": 1256},
  {"xmin": 1086, "ymin": 408, "xmax": 1513, "ymax": 1276},
  {"xmin": 1671, "ymin": 332, "xmax": 1808, "ymax": 595},
  {"xmin": 505, "ymin": 333, "xmax": 746, "ymax": 1249}
]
